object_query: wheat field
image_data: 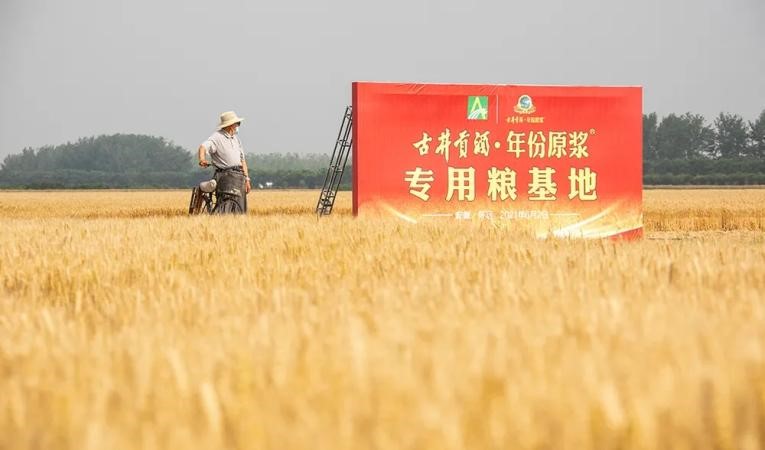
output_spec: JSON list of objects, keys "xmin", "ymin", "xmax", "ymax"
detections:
[{"xmin": 1, "ymin": 189, "xmax": 765, "ymax": 450}]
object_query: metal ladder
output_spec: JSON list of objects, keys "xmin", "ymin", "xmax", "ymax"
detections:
[{"xmin": 316, "ymin": 106, "xmax": 352, "ymax": 216}]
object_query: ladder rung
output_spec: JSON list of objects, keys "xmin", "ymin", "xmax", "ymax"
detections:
[{"xmin": 316, "ymin": 106, "xmax": 352, "ymax": 217}]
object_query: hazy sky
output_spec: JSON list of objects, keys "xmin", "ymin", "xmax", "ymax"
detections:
[{"xmin": 1, "ymin": 0, "xmax": 763, "ymax": 158}]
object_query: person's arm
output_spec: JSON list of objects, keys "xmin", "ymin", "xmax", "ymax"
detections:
[
  {"xmin": 242, "ymin": 156, "xmax": 251, "ymax": 193},
  {"xmin": 198, "ymin": 145, "xmax": 210, "ymax": 167}
]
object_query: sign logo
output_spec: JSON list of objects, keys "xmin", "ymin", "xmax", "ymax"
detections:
[
  {"xmin": 467, "ymin": 96, "xmax": 489, "ymax": 120},
  {"xmin": 514, "ymin": 94, "xmax": 537, "ymax": 115}
]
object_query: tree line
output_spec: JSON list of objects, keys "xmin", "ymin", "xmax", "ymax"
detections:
[
  {"xmin": 1, "ymin": 110, "xmax": 764, "ymax": 189},
  {"xmin": 644, "ymin": 110, "xmax": 765, "ymax": 159},
  {"xmin": 643, "ymin": 109, "xmax": 765, "ymax": 184},
  {"xmin": 0, "ymin": 134, "xmax": 349, "ymax": 189}
]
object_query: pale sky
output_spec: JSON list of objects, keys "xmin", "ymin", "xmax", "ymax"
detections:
[{"xmin": 1, "ymin": 0, "xmax": 763, "ymax": 158}]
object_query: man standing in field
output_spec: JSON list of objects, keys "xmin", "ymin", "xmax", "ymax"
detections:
[{"xmin": 198, "ymin": 111, "xmax": 251, "ymax": 213}]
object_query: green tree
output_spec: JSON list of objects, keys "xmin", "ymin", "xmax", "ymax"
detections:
[
  {"xmin": 655, "ymin": 114, "xmax": 684, "ymax": 159},
  {"xmin": 1, "ymin": 147, "xmax": 40, "ymax": 171},
  {"xmin": 714, "ymin": 113, "xmax": 749, "ymax": 158},
  {"xmin": 748, "ymin": 109, "xmax": 765, "ymax": 158},
  {"xmin": 643, "ymin": 113, "xmax": 658, "ymax": 160},
  {"xmin": 655, "ymin": 113, "xmax": 714, "ymax": 159},
  {"xmin": 685, "ymin": 113, "xmax": 715, "ymax": 158},
  {"xmin": 246, "ymin": 152, "xmax": 331, "ymax": 171}
]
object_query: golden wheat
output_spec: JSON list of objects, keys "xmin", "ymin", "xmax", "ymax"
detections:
[
  {"xmin": 644, "ymin": 189, "xmax": 765, "ymax": 232},
  {"xmin": 1, "ymin": 189, "xmax": 764, "ymax": 450}
]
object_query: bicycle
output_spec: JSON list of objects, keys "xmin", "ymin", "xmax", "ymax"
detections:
[{"xmin": 188, "ymin": 166, "xmax": 246, "ymax": 215}]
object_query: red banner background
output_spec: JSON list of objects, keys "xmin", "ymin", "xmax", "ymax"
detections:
[{"xmin": 352, "ymin": 82, "xmax": 642, "ymax": 239}]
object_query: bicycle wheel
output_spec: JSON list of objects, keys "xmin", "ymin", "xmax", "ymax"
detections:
[
  {"xmin": 188, "ymin": 187, "xmax": 204, "ymax": 214},
  {"xmin": 202, "ymin": 193, "xmax": 214, "ymax": 214},
  {"xmin": 212, "ymin": 194, "xmax": 244, "ymax": 215}
]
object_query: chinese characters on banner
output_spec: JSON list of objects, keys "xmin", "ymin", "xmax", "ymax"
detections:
[{"xmin": 406, "ymin": 129, "xmax": 598, "ymax": 202}]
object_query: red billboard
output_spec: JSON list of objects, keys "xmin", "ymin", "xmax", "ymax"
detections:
[{"xmin": 352, "ymin": 82, "xmax": 642, "ymax": 239}]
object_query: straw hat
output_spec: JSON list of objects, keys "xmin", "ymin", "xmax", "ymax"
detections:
[{"xmin": 217, "ymin": 111, "xmax": 244, "ymax": 130}]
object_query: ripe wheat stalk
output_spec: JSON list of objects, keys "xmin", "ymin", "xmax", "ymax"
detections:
[{"xmin": 1, "ymin": 189, "xmax": 764, "ymax": 450}]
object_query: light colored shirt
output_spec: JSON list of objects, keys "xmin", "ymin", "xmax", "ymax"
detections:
[{"xmin": 201, "ymin": 130, "xmax": 245, "ymax": 168}]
